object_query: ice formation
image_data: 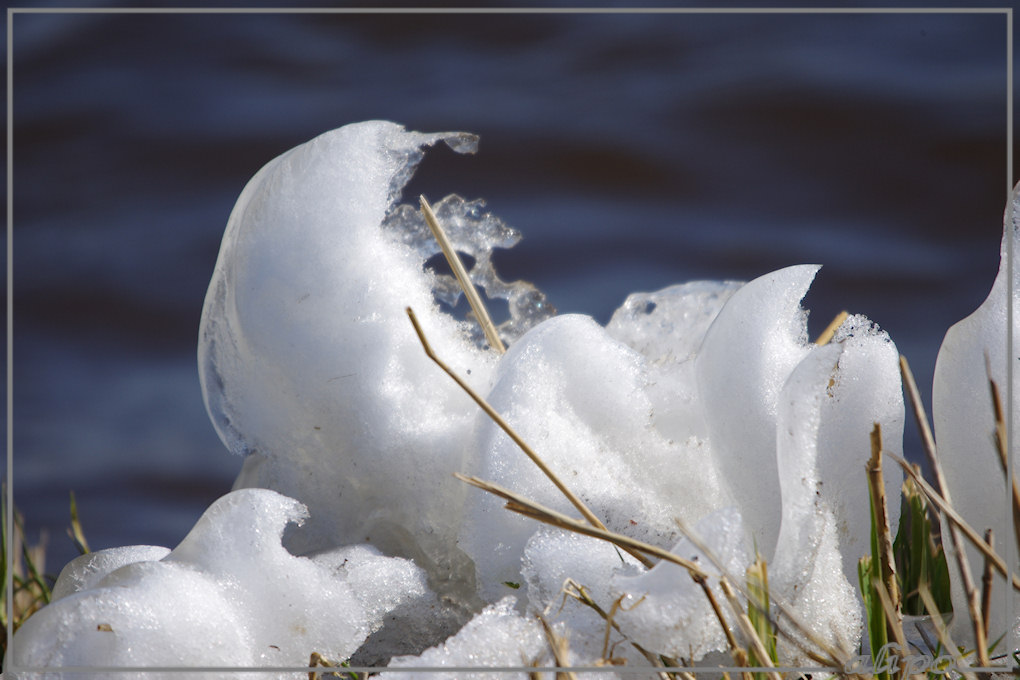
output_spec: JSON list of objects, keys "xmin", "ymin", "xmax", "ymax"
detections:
[
  {"xmin": 933, "ymin": 182, "xmax": 1019, "ymax": 647},
  {"xmin": 10, "ymin": 489, "xmax": 434, "ymax": 676},
  {"xmin": 12, "ymin": 122, "xmax": 929, "ymax": 675},
  {"xmin": 473, "ymin": 267, "xmax": 900, "ymax": 663},
  {"xmin": 199, "ymin": 122, "xmax": 556, "ymax": 598}
]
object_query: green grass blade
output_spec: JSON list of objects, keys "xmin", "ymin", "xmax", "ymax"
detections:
[
  {"xmin": 859, "ymin": 555, "xmax": 889, "ymax": 680},
  {"xmin": 893, "ymin": 476, "xmax": 953, "ymax": 617},
  {"xmin": 68, "ymin": 490, "xmax": 90, "ymax": 555},
  {"xmin": 862, "ymin": 468, "xmax": 891, "ymax": 680},
  {"xmin": 746, "ymin": 555, "xmax": 778, "ymax": 679}
]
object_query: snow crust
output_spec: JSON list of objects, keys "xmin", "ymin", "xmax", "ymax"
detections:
[{"xmin": 13, "ymin": 121, "xmax": 962, "ymax": 675}]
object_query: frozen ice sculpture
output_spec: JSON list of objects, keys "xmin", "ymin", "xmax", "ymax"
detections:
[
  {"xmin": 12, "ymin": 122, "xmax": 924, "ymax": 674},
  {"xmin": 198, "ymin": 122, "xmax": 555, "ymax": 598},
  {"xmin": 195, "ymin": 121, "xmax": 904, "ymax": 663}
]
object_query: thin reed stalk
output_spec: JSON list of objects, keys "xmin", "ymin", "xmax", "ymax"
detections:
[
  {"xmin": 814, "ymin": 310, "xmax": 849, "ymax": 345},
  {"xmin": 899, "ymin": 356, "xmax": 994, "ymax": 665},
  {"xmin": 673, "ymin": 517, "xmax": 847, "ymax": 669},
  {"xmin": 695, "ymin": 574, "xmax": 745, "ymax": 670},
  {"xmin": 455, "ymin": 473, "xmax": 702, "ymax": 577},
  {"xmin": 917, "ymin": 582, "xmax": 979, "ymax": 680},
  {"xmin": 981, "ymin": 528, "xmax": 994, "ymax": 643},
  {"xmin": 985, "ymin": 368, "xmax": 1020, "ymax": 560},
  {"xmin": 419, "ymin": 195, "xmax": 505, "ymax": 353},
  {"xmin": 538, "ymin": 614, "xmax": 577, "ymax": 680},
  {"xmin": 867, "ymin": 423, "xmax": 901, "ymax": 628}
]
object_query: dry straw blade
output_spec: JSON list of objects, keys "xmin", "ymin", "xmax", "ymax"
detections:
[
  {"xmin": 866, "ymin": 423, "xmax": 902, "ymax": 642},
  {"xmin": 454, "ymin": 473, "xmax": 698, "ymax": 577},
  {"xmin": 899, "ymin": 355, "xmax": 997, "ymax": 666},
  {"xmin": 406, "ymin": 307, "xmax": 654, "ymax": 569},
  {"xmin": 916, "ymin": 582, "xmax": 979, "ymax": 680},
  {"xmin": 984, "ymin": 361, "xmax": 1020, "ymax": 557},
  {"xmin": 419, "ymin": 195, "xmax": 505, "ymax": 353},
  {"xmin": 813, "ymin": 310, "xmax": 849, "ymax": 345},
  {"xmin": 889, "ymin": 452, "xmax": 1018, "ymax": 590}
]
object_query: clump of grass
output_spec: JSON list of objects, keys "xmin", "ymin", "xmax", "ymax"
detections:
[
  {"xmin": 1, "ymin": 487, "xmax": 91, "ymax": 664},
  {"xmin": 894, "ymin": 472, "xmax": 952, "ymax": 619},
  {"xmin": 852, "ymin": 356, "xmax": 1020, "ymax": 679},
  {"xmin": 1, "ymin": 488, "xmax": 91, "ymax": 665},
  {"xmin": 1, "ymin": 492, "xmax": 52, "ymax": 660}
]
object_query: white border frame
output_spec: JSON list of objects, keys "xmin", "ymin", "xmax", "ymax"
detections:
[{"xmin": 5, "ymin": 5, "xmax": 1014, "ymax": 676}]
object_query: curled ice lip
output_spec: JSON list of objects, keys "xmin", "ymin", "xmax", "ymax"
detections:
[
  {"xmin": 198, "ymin": 122, "xmax": 554, "ymax": 578},
  {"xmin": 695, "ymin": 263, "xmax": 821, "ymax": 558}
]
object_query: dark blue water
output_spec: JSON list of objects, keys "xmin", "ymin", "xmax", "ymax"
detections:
[{"xmin": 10, "ymin": 7, "xmax": 1014, "ymax": 572}]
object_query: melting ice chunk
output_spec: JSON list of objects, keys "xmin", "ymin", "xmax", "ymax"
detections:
[
  {"xmin": 694, "ymin": 265, "xmax": 902, "ymax": 570},
  {"xmin": 694, "ymin": 265, "xmax": 820, "ymax": 559},
  {"xmin": 771, "ymin": 342, "xmax": 862, "ymax": 661},
  {"xmin": 184, "ymin": 121, "xmax": 909, "ymax": 668},
  {"xmin": 607, "ymin": 280, "xmax": 744, "ymax": 367},
  {"xmin": 933, "ymin": 182, "xmax": 1020, "ymax": 646},
  {"xmin": 607, "ymin": 279, "xmax": 743, "ymax": 442}
]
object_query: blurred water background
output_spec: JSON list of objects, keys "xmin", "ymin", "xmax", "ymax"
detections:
[{"xmin": 10, "ymin": 4, "xmax": 1015, "ymax": 572}]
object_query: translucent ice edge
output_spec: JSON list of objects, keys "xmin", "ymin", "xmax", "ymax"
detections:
[{"xmin": 384, "ymin": 193, "xmax": 556, "ymax": 347}]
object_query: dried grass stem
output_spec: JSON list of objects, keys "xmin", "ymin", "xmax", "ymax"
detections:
[
  {"xmin": 407, "ymin": 307, "xmax": 654, "ymax": 569},
  {"xmin": 419, "ymin": 195, "xmax": 505, "ymax": 353},
  {"xmin": 899, "ymin": 356, "xmax": 995, "ymax": 665}
]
